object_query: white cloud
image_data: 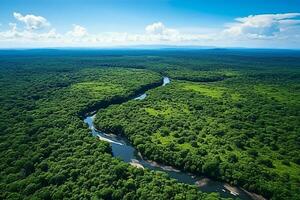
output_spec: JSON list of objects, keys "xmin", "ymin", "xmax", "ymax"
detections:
[
  {"xmin": 0, "ymin": 22, "xmax": 60, "ymax": 43},
  {"xmin": 67, "ymin": 24, "xmax": 88, "ymax": 37},
  {"xmin": 145, "ymin": 22, "xmax": 179, "ymax": 36},
  {"xmin": 0, "ymin": 23, "xmax": 19, "ymax": 39},
  {"xmin": 223, "ymin": 13, "xmax": 300, "ymax": 39},
  {"xmin": 1, "ymin": 12, "xmax": 300, "ymax": 48},
  {"xmin": 13, "ymin": 12, "xmax": 50, "ymax": 30}
]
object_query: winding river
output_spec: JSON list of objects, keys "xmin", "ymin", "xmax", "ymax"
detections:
[{"xmin": 84, "ymin": 77, "xmax": 257, "ymax": 200}]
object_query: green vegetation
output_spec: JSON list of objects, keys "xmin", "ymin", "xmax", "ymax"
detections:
[
  {"xmin": 254, "ymin": 84, "xmax": 300, "ymax": 106},
  {"xmin": 93, "ymin": 51, "xmax": 300, "ymax": 200},
  {"xmin": 0, "ymin": 62, "xmax": 220, "ymax": 199},
  {"xmin": 96, "ymin": 78, "xmax": 300, "ymax": 199},
  {"xmin": 1, "ymin": 49, "xmax": 300, "ymax": 200},
  {"xmin": 166, "ymin": 69, "xmax": 238, "ymax": 82},
  {"xmin": 182, "ymin": 83, "xmax": 224, "ymax": 98}
]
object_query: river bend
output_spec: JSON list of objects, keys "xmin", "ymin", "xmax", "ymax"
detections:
[{"xmin": 84, "ymin": 77, "xmax": 255, "ymax": 200}]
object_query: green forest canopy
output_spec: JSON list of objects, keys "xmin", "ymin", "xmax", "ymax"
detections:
[{"xmin": 0, "ymin": 49, "xmax": 299, "ymax": 200}]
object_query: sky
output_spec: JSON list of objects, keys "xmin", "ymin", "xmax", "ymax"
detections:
[{"xmin": 0, "ymin": 0, "xmax": 300, "ymax": 49}]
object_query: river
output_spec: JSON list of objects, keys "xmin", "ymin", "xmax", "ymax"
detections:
[{"xmin": 84, "ymin": 77, "xmax": 256, "ymax": 200}]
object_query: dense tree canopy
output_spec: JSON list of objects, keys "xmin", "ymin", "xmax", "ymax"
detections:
[
  {"xmin": 0, "ymin": 61, "xmax": 223, "ymax": 199},
  {"xmin": 94, "ymin": 55, "xmax": 300, "ymax": 200},
  {"xmin": 1, "ymin": 49, "xmax": 300, "ymax": 200}
]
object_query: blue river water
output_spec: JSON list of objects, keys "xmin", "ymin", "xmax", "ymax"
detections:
[{"xmin": 84, "ymin": 77, "xmax": 256, "ymax": 200}]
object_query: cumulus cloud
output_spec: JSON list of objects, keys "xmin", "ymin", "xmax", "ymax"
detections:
[
  {"xmin": 0, "ymin": 23, "xmax": 19, "ymax": 39},
  {"xmin": 145, "ymin": 22, "xmax": 179, "ymax": 36},
  {"xmin": 13, "ymin": 12, "xmax": 50, "ymax": 30},
  {"xmin": 1, "ymin": 12, "xmax": 300, "ymax": 48},
  {"xmin": 0, "ymin": 24, "xmax": 60, "ymax": 42},
  {"xmin": 223, "ymin": 13, "xmax": 300, "ymax": 39},
  {"xmin": 67, "ymin": 24, "xmax": 88, "ymax": 37}
]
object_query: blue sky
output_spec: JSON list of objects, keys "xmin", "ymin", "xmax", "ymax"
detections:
[{"xmin": 0, "ymin": 0, "xmax": 300, "ymax": 48}]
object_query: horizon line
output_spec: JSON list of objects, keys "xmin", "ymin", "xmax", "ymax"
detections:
[{"xmin": 0, "ymin": 46, "xmax": 300, "ymax": 51}]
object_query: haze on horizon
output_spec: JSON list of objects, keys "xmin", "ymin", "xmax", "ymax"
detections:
[{"xmin": 0, "ymin": 0, "xmax": 300, "ymax": 49}]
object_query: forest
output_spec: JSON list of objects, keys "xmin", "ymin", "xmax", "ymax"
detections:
[{"xmin": 0, "ymin": 49, "xmax": 299, "ymax": 200}]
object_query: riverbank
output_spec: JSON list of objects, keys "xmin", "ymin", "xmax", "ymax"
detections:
[
  {"xmin": 146, "ymin": 160, "xmax": 181, "ymax": 172},
  {"xmin": 196, "ymin": 178, "xmax": 210, "ymax": 187},
  {"xmin": 79, "ymin": 78, "xmax": 163, "ymax": 117},
  {"xmin": 242, "ymin": 189, "xmax": 266, "ymax": 200},
  {"xmin": 83, "ymin": 76, "xmax": 264, "ymax": 200},
  {"xmin": 130, "ymin": 159, "xmax": 144, "ymax": 169}
]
